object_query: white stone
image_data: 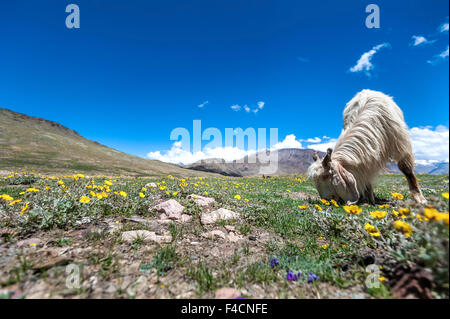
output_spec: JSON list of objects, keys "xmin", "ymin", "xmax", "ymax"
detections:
[
  {"xmin": 153, "ymin": 199, "xmax": 184, "ymax": 220},
  {"xmin": 202, "ymin": 230, "xmax": 227, "ymax": 239},
  {"xmin": 201, "ymin": 208, "xmax": 239, "ymax": 225},
  {"xmin": 215, "ymin": 287, "xmax": 241, "ymax": 299},
  {"xmin": 121, "ymin": 230, "xmax": 171, "ymax": 244},
  {"xmin": 187, "ymin": 194, "xmax": 216, "ymax": 207}
]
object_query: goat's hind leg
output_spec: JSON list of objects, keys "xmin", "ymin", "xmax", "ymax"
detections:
[{"xmin": 397, "ymin": 155, "xmax": 427, "ymax": 205}]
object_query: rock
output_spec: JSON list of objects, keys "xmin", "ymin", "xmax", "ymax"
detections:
[
  {"xmin": 75, "ymin": 217, "xmax": 91, "ymax": 225},
  {"xmin": 226, "ymin": 232, "xmax": 243, "ymax": 242},
  {"xmin": 32, "ymin": 256, "xmax": 73, "ymax": 273},
  {"xmin": 201, "ymin": 208, "xmax": 239, "ymax": 225},
  {"xmin": 224, "ymin": 225, "xmax": 236, "ymax": 232},
  {"xmin": 153, "ymin": 199, "xmax": 185, "ymax": 220},
  {"xmin": 187, "ymin": 194, "xmax": 215, "ymax": 207},
  {"xmin": 180, "ymin": 214, "xmax": 192, "ymax": 223},
  {"xmin": 215, "ymin": 287, "xmax": 241, "ymax": 299},
  {"xmin": 202, "ymin": 230, "xmax": 227, "ymax": 239},
  {"xmin": 121, "ymin": 230, "xmax": 172, "ymax": 244}
]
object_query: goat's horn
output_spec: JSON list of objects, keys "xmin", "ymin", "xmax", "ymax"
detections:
[{"xmin": 322, "ymin": 148, "xmax": 332, "ymax": 168}]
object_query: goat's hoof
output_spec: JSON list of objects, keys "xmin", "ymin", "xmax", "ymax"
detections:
[{"xmin": 413, "ymin": 193, "xmax": 427, "ymax": 205}]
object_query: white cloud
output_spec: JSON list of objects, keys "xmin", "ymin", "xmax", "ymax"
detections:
[
  {"xmin": 272, "ymin": 134, "xmax": 303, "ymax": 150},
  {"xmin": 230, "ymin": 101, "xmax": 265, "ymax": 114},
  {"xmin": 304, "ymin": 137, "xmax": 321, "ymax": 143},
  {"xmin": 147, "ymin": 141, "xmax": 256, "ymax": 165},
  {"xmin": 197, "ymin": 101, "xmax": 208, "ymax": 108},
  {"xmin": 410, "ymin": 35, "xmax": 436, "ymax": 47},
  {"xmin": 230, "ymin": 104, "xmax": 241, "ymax": 111},
  {"xmin": 349, "ymin": 43, "xmax": 390, "ymax": 76},
  {"xmin": 306, "ymin": 139, "xmax": 338, "ymax": 153},
  {"xmin": 147, "ymin": 126, "xmax": 449, "ymax": 166},
  {"xmin": 427, "ymin": 45, "xmax": 449, "ymax": 65},
  {"xmin": 409, "ymin": 125, "xmax": 449, "ymax": 164},
  {"xmin": 147, "ymin": 134, "xmax": 302, "ymax": 165},
  {"xmin": 440, "ymin": 22, "xmax": 449, "ymax": 33}
]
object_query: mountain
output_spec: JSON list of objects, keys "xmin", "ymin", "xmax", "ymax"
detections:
[
  {"xmin": 186, "ymin": 148, "xmax": 449, "ymax": 177},
  {"xmin": 0, "ymin": 108, "xmax": 215, "ymax": 177},
  {"xmin": 186, "ymin": 149, "xmax": 326, "ymax": 177},
  {"xmin": 388, "ymin": 161, "xmax": 449, "ymax": 175}
]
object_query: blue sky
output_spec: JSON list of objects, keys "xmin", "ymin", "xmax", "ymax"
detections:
[{"xmin": 1, "ymin": 0, "xmax": 448, "ymax": 164}]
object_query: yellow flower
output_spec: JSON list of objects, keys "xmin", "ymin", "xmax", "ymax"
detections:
[
  {"xmin": 58, "ymin": 180, "xmax": 64, "ymax": 185},
  {"xmin": 370, "ymin": 210, "xmax": 387, "ymax": 219},
  {"xmin": 80, "ymin": 196, "xmax": 91, "ymax": 203},
  {"xmin": 442, "ymin": 192, "xmax": 449, "ymax": 200},
  {"xmin": 105, "ymin": 180, "xmax": 113, "ymax": 186},
  {"xmin": 364, "ymin": 224, "xmax": 381, "ymax": 237},
  {"xmin": 378, "ymin": 204, "xmax": 389, "ymax": 208},
  {"xmin": 142, "ymin": 187, "xmax": 147, "ymax": 192},
  {"xmin": 391, "ymin": 192, "xmax": 404, "ymax": 200},
  {"xmin": 379, "ymin": 276, "xmax": 387, "ymax": 282},
  {"xmin": 394, "ymin": 220, "xmax": 413, "ymax": 237},
  {"xmin": 343, "ymin": 205, "xmax": 362, "ymax": 215},
  {"xmin": 423, "ymin": 207, "xmax": 439, "ymax": 220},
  {"xmin": 314, "ymin": 204, "xmax": 323, "ymax": 211},
  {"xmin": 1, "ymin": 194, "xmax": 14, "ymax": 201},
  {"xmin": 26, "ymin": 187, "xmax": 39, "ymax": 193},
  {"xmin": 298, "ymin": 205, "xmax": 308, "ymax": 210},
  {"xmin": 20, "ymin": 202, "xmax": 29, "ymax": 215},
  {"xmin": 321, "ymin": 244, "xmax": 328, "ymax": 249},
  {"xmin": 330, "ymin": 199, "xmax": 339, "ymax": 207},
  {"xmin": 159, "ymin": 186, "xmax": 166, "ymax": 191},
  {"xmin": 96, "ymin": 193, "xmax": 103, "ymax": 199},
  {"xmin": 234, "ymin": 195, "xmax": 241, "ymax": 200},
  {"xmin": 90, "ymin": 191, "xmax": 96, "ymax": 197},
  {"xmin": 119, "ymin": 191, "xmax": 127, "ymax": 197},
  {"xmin": 9, "ymin": 199, "xmax": 22, "ymax": 206},
  {"xmin": 320, "ymin": 199, "xmax": 330, "ymax": 205},
  {"xmin": 172, "ymin": 192, "xmax": 178, "ymax": 196},
  {"xmin": 398, "ymin": 208, "xmax": 411, "ymax": 215},
  {"xmin": 139, "ymin": 192, "xmax": 145, "ymax": 198}
]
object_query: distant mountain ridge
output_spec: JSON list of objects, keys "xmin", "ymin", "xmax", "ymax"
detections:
[
  {"xmin": 186, "ymin": 149, "xmax": 326, "ymax": 177},
  {"xmin": 186, "ymin": 148, "xmax": 449, "ymax": 177}
]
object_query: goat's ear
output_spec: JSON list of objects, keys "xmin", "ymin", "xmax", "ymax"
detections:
[
  {"xmin": 322, "ymin": 148, "xmax": 332, "ymax": 168},
  {"xmin": 313, "ymin": 151, "xmax": 319, "ymax": 161}
]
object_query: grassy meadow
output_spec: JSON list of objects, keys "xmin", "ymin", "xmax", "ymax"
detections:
[{"xmin": 0, "ymin": 172, "xmax": 448, "ymax": 299}]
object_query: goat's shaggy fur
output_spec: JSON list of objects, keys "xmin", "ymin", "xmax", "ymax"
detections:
[{"xmin": 308, "ymin": 89, "xmax": 426, "ymax": 204}]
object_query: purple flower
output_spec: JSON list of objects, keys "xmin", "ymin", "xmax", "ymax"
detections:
[
  {"xmin": 307, "ymin": 272, "xmax": 319, "ymax": 283},
  {"xmin": 234, "ymin": 296, "xmax": 246, "ymax": 299},
  {"xmin": 286, "ymin": 270, "xmax": 302, "ymax": 281},
  {"xmin": 269, "ymin": 258, "xmax": 279, "ymax": 268}
]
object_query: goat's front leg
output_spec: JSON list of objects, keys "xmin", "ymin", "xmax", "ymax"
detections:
[{"xmin": 365, "ymin": 184, "xmax": 376, "ymax": 205}]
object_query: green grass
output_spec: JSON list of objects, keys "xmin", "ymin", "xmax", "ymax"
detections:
[{"xmin": 0, "ymin": 172, "xmax": 448, "ymax": 298}]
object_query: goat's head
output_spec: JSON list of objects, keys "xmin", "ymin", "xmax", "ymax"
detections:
[{"xmin": 307, "ymin": 148, "xmax": 360, "ymax": 204}]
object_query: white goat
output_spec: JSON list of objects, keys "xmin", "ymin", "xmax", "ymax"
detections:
[{"xmin": 307, "ymin": 89, "xmax": 427, "ymax": 205}]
